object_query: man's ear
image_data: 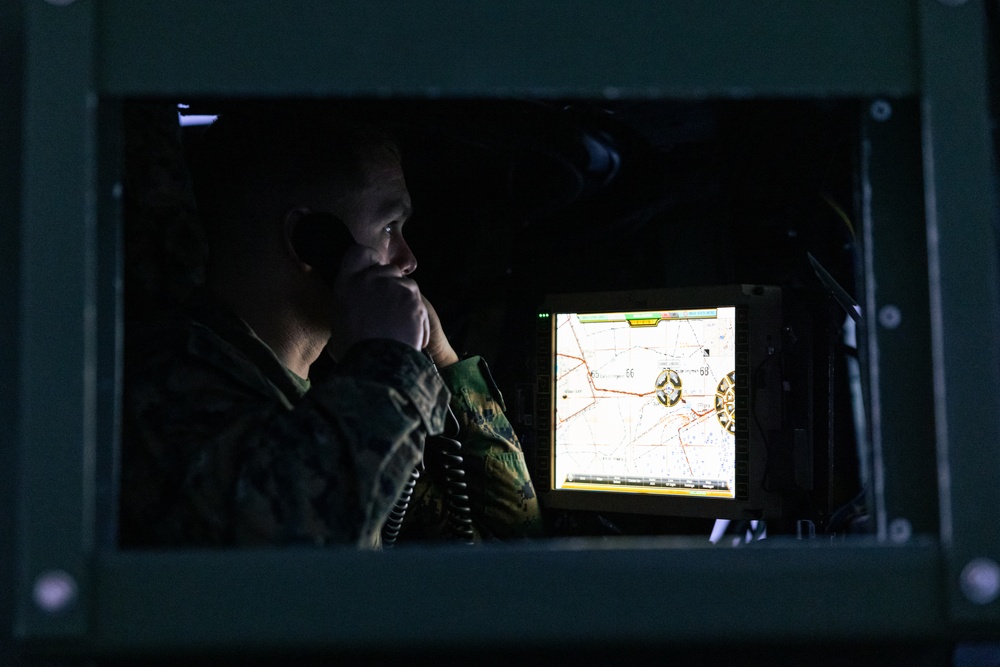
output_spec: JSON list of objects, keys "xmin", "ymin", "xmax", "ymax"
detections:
[{"xmin": 282, "ymin": 208, "xmax": 313, "ymax": 272}]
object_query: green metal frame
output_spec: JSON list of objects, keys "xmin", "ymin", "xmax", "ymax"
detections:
[
  {"xmin": 96, "ymin": 0, "xmax": 919, "ymax": 99},
  {"xmin": 860, "ymin": 100, "xmax": 939, "ymax": 539},
  {"xmin": 17, "ymin": 0, "xmax": 97, "ymax": 645},
  {"xmin": 7, "ymin": 0, "xmax": 999, "ymax": 659},
  {"xmin": 919, "ymin": 0, "xmax": 1000, "ymax": 627}
]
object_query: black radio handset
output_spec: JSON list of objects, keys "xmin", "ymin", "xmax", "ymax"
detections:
[
  {"xmin": 291, "ymin": 212, "xmax": 472, "ymax": 546},
  {"xmin": 289, "ymin": 211, "xmax": 357, "ymax": 286},
  {"xmin": 289, "ymin": 212, "xmax": 424, "ymax": 545}
]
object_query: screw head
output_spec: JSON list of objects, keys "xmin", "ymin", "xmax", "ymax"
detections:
[
  {"xmin": 888, "ymin": 518, "xmax": 912, "ymax": 543},
  {"xmin": 870, "ymin": 99, "xmax": 893, "ymax": 122},
  {"xmin": 878, "ymin": 305, "xmax": 902, "ymax": 329},
  {"xmin": 32, "ymin": 570, "xmax": 78, "ymax": 614},
  {"xmin": 961, "ymin": 558, "xmax": 1000, "ymax": 605}
]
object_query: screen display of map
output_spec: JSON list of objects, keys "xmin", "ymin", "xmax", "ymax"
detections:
[{"xmin": 552, "ymin": 306, "xmax": 737, "ymax": 499}]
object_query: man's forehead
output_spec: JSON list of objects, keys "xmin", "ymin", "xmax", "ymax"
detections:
[
  {"xmin": 360, "ymin": 146, "xmax": 405, "ymax": 183},
  {"xmin": 360, "ymin": 152, "xmax": 411, "ymax": 216},
  {"xmin": 376, "ymin": 194, "xmax": 412, "ymax": 222},
  {"xmin": 311, "ymin": 154, "xmax": 409, "ymax": 225},
  {"xmin": 312, "ymin": 146, "xmax": 408, "ymax": 201}
]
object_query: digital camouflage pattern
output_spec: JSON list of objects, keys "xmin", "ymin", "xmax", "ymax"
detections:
[
  {"xmin": 402, "ymin": 358, "xmax": 544, "ymax": 541},
  {"xmin": 120, "ymin": 292, "xmax": 542, "ymax": 548}
]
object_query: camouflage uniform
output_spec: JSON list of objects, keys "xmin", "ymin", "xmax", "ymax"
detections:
[
  {"xmin": 120, "ymin": 292, "xmax": 542, "ymax": 548},
  {"xmin": 401, "ymin": 360, "xmax": 544, "ymax": 542}
]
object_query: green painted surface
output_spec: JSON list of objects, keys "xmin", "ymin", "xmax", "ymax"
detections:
[
  {"xmin": 9, "ymin": 0, "xmax": 1000, "ymax": 657},
  {"xmin": 96, "ymin": 0, "xmax": 919, "ymax": 98},
  {"xmin": 87, "ymin": 540, "xmax": 945, "ymax": 654},
  {"xmin": 860, "ymin": 101, "xmax": 939, "ymax": 538},
  {"xmin": 17, "ymin": 0, "xmax": 97, "ymax": 641},
  {"xmin": 918, "ymin": 0, "xmax": 1000, "ymax": 628}
]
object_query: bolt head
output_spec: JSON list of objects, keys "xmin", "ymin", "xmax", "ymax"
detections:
[
  {"xmin": 870, "ymin": 99, "xmax": 893, "ymax": 122},
  {"xmin": 32, "ymin": 570, "xmax": 78, "ymax": 614},
  {"xmin": 889, "ymin": 518, "xmax": 912, "ymax": 543},
  {"xmin": 961, "ymin": 558, "xmax": 1000, "ymax": 605},
  {"xmin": 878, "ymin": 305, "xmax": 902, "ymax": 329}
]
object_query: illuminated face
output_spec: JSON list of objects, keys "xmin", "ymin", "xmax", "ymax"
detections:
[{"xmin": 329, "ymin": 147, "xmax": 417, "ymax": 275}]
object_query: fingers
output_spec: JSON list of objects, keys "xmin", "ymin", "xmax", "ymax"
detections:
[
  {"xmin": 421, "ymin": 307, "xmax": 432, "ymax": 351},
  {"xmin": 419, "ymin": 295, "xmax": 460, "ymax": 368},
  {"xmin": 328, "ymin": 248, "xmax": 430, "ymax": 354}
]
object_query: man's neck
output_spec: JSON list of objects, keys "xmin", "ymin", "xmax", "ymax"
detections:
[{"xmin": 209, "ymin": 277, "xmax": 326, "ymax": 379}]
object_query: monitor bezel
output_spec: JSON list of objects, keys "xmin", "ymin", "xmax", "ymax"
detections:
[{"xmin": 535, "ymin": 284, "xmax": 787, "ymax": 520}]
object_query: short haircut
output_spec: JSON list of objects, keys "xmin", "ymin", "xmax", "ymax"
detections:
[{"xmin": 191, "ymin": 105, "xmax": 399, "ymax": 262}]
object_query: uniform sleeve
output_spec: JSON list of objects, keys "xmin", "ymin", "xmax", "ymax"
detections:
[
  {"xmin": 436, "ymin": 356, "xmax": 544, "ymax": 539},
  {"xmin": 121, "ymin": 334, "xmax": 450, "ymax": 549}
]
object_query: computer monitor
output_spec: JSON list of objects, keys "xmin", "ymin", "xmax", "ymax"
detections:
[{"xmin": 535, "ymin": 284, "xmax": 791, "ymax": 520}]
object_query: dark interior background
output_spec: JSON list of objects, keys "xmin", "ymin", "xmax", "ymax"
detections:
[{"xmin": 125, "ymin": 98, "xmax": 863, "ymax": 539}]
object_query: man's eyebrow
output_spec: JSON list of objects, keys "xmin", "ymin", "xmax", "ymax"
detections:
[{"xmin": 378, "ymin": 198, "xmax": 412, "ymax": 222}]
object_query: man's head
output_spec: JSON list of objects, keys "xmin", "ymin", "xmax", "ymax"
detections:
[
  {"xmin": 190, "ymin": 106, "xmax": 434, "ymax": 375},
  {"xmin": 192, "ymin": 107, "xmax": 416, "ymax": 280}
]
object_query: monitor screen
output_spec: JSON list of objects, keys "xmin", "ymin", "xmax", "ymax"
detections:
[
  {"xmin": 536, "ymin": 285, "xmax": 787, "ymax": 520},
  {"xmin": 551, "ymin": 305, "xmax": 738, "ymax": 499}
]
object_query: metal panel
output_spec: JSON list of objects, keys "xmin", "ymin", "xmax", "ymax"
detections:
[
  {"xmin": 10, "ymin": 0, "xmax": 999, "ymax": 657},
  {"xmin": 86, "ymin": 542, "xmax": 945, "ymax": 655},
  {"xmin": 918, "ymin": 0, "xmax": 1000, "ymax": 627},
  {"xmin": 860, "ymin": 100, "xmax": 939, "ymax": 540},
  {"xmin": 15, "ymin": 0, "xmax": 98, "ymax": 641},
  {"xmin": 96, "ymin": 0, "xmax": 920, "ymax": 98},
  {"xmin": 93, "ymin": 103, "xmax": 123, "ymax": 551}
]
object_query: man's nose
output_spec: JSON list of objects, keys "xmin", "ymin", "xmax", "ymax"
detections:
[{"xmin": 392, "ymin": 238, "xmax": 417, "ymax": 275}]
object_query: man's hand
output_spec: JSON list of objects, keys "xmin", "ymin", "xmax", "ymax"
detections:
[
  {"xmin": 328, "ymin": 245, "xmax": 430, "ymax": 359},
  {"xmin": 422, "ymin": 296, "xmax": 459, "ymax": 368}
]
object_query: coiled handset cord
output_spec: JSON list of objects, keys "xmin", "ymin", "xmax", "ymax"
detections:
[
  {"xmin": 380, "ymin": 466, "xmax": 420, "ymax": 547},
  {"xmin": 286, "ymin": 213, "xmax": 467, "ymax": 546},
  {"xmin": 432, "ymin": 407, "xmax": 475, "ymax": 544},
  {"xmin": 381, "ymin": 358, "xmax": 475, "ymax": 547}
]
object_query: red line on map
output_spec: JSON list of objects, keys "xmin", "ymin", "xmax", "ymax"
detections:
[{"xmin": 557, "ymin": 352, "xmax": 656, "ymax": 398}]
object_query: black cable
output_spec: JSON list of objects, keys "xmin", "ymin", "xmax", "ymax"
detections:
[
  {"xmin": 383, "ymin": 405, "xmax": 475, "ymax": 546},
  {"xmin": 380, "ymin": 467, "xmax": 420, "ymax": 548},
  {"xmin": 826, "ymin": 486, "xmax": 868, "ymax": 535},
  {"xmin": 751, "ymin": 349, "xmax": 782, "ymax": 493},
  {"xmin": 429, "ymin": 428, "xmax": 476, "ymax": 545},
  {"xmin": 384, "ymin": 350, "xmax": 476, "ymax": 545}
]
